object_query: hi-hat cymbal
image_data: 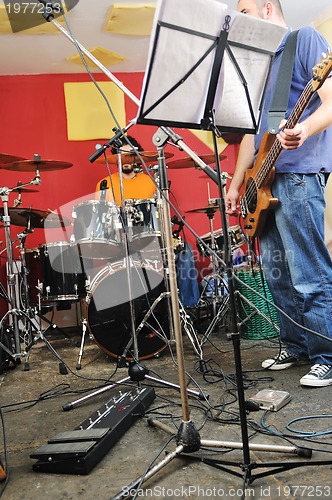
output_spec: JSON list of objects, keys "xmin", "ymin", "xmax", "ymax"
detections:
[
  {"xmin": 0, "ymin": 207, "xmax": 71, "ymax": 228},
  {"xmin": 0, "ymin": 153, "xmax": 27, "ymax": 165},
  {"xmin": 167, "ymin": 153, "xmax": 227, "ymax": 169},
  {"xmin": 186, "ymin": 204, "xmax": 219, "ymax": 214},
  {"xmin": 95, "ymin": 151, "xmax": 174, "ymax": 165},
  {"xmin": 1, "ymin": 159, "xmax": 73, "ymax": 172}
]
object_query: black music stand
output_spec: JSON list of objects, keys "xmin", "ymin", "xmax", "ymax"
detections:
[{"xmin": 110, "ymin": 2, "xmax": 326, "ymax": 497}]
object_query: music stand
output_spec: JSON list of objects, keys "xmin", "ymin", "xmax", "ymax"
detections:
[{"xmin": 110, "ymin": 1, "xmax": 325, "ymax": 496}]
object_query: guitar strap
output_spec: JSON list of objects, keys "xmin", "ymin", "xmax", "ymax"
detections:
[{"xmin": 268, "ymin": 30, "xmax": 299, "ymax": 134}]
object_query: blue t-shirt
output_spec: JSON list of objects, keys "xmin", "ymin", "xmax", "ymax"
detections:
[{"xmin": 255, "ymin": 26, "xmax": 332, "ymax": 173}]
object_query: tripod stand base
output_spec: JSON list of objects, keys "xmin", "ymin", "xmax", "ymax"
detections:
[{"xmin": 112, "ymin": 417, "xmax": 316, "ymax": 499}]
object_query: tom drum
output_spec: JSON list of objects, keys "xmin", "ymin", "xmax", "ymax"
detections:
[
  {"xmin": 72, "ymin": 200, "xmax": 122, "ymax": 260},
  {"xmin": 25, "ymin": 242, "xmax": 86, "ymax": 304}
]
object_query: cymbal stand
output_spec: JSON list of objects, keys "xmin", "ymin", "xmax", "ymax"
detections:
[
  {"xmin": 203, "ymin": 206, "xmax": 222, "ymax": 319},
  {"xmin": 0, "ymin": 185, "xmax": 24, "ymax": 356},
  {"xmin": 0, "ymin": 172, "xmax": 69, "ymax": 371}
]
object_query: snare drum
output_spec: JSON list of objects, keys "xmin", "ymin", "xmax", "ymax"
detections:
[
  {"xmin": 25, "ymin": 242, "xmax": 86, "ymax": 304},
  {"xmin": 72, "ymin": 200, "xmax": 122, "ymax": 260},
  {"xmin": 197, "ymin": 225, "xmax": 245, "ymax": 257},
  {"xmin": 124, "ymin": 198, "xmax": 160, "ymax": 251}
]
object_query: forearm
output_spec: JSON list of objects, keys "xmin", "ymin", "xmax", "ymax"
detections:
[
  {"xmin": 229, "ymin": 134, "xmax": 255, "ymax": 191},
  {"xmin": 225, "ymin": 134, "xmax": 255, "ymax": 213}
]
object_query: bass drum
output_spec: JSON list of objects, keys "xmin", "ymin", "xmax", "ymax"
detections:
[{"xmin": 84, "ymin": 259, "xmax": 169, "ymax": 360}]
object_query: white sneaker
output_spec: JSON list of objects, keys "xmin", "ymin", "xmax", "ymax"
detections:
[
  {"xmin": 262, "ymin": 350, "xmax": 308, "ymax": 371},
  {"xmin": 300, "ymin": 364, "xmax": 332, "ymax": 387}
]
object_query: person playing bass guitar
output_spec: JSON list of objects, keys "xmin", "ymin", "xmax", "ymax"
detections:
[{"xmin": 225, "ymin": 0, "xmax": 332, "ymax": 387}]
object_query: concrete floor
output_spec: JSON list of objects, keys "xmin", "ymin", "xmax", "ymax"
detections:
[{"xmin": 1, "ymin": 309, "xmax": 332, "ymax": 500}]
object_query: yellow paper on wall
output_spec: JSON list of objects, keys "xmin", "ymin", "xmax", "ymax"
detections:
[
  {"xmin": 105, "ymin": 4, "xmax": 156, "ymax": 36},
  {"xmin": 189, "ymin": 129, "xmax": 227, "ymax": 153},
  {"xmin": 64, "ymin": 82, "xmax": 126, "ymax": 141}
]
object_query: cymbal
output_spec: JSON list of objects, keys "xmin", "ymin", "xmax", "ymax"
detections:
[
  {"xmin": 186, "ymin": 204, "xmax": 219, "ymax": 214},
  {"xmin": 1, "ymin": 159, "xmax": 73, "ymax": 172},
  {"xmin": 95, "ymin": 151, "xmax": 174, "ymax": 165},
  {"xmin": 167, "ymin": 153, "xmax": 227, "ymax": 169},
  {"xmin": 0, "ymin": 153, "xmax": 27, "ymax": 165},
  {"xmin": 0, "ymin": 207, "xmax": 71, "ymax": 228}
]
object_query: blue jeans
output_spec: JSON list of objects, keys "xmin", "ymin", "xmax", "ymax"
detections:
[{"xmin": 259, "ymin": 173, "xmax": 332, "ymax": 365}]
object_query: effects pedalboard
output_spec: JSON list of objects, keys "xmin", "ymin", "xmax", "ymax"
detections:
[{"xmin": 30, "ymin": 387, "xmax": 156, "ymax": 475}]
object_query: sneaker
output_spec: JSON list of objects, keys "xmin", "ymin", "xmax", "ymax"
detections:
[
  {"xmin": 300, "ymin": 364, "xmax": 332, "ymax": 387},
  {"xmin": 262, "ymin": 350, "xmax": 308, "ymax": 371}
]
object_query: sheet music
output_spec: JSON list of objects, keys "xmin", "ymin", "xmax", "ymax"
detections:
[{"xmin": 137, "ymin": 0, "xmax": 287, "ymax": 132}]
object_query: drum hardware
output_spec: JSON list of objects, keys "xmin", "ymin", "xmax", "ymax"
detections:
[
  {"xmin": 115, "ymin": 290, "xmax": 171, "ymax": 362},
  {"xmin": 0, "ymin": 169, "xmax": 74, "ymax": 370},
  {"xmin": 178, "ymin": 300, "xmax": 203, "ymax": 360},
  {"xmin": 187, "ymin": 198, "xmax": 225, "ymax": 320}
]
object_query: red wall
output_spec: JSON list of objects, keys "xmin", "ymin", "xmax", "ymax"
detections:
[{"xmin": 0, "ymin": 72, "xmax": 239, "ymax": 314}]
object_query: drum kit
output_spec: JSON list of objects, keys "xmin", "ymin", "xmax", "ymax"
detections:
[{"xmin": 0, "ymin": 148, "xmax": 236, "ymax": 368}]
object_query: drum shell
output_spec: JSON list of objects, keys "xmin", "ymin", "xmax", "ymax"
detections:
[
  {"xmin": 26, "ymin": 242, "xmax": 86, "ymax": 303},
  {"xmin": 125, "ymin": 198, "xmax": 160, "ymax": 251},
  {"xmin": 72, "ymin": 200, "xmax": 123, "ymax": 260},
  {"xmin": 25, "ymin": 248, "xmax": 42, "ymax": 305},
  {"xmin": 84, "ymin": 259, "xmax": 169, "ymax": 360},
  {"xmin": 197, "ymin": 225, "xmax": 245, "ymax": 257}
]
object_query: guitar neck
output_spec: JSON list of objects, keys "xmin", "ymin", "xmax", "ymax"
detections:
[{"xmin": 257, "ymin": 81, "xmax": 313, "ymax": 188}]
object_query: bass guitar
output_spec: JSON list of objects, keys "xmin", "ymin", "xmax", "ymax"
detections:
[{"xmin": 240, "ymin": 52, "xmax": 332, "ymax": 238}]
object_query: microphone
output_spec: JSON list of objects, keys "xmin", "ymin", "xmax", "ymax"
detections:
[{"xmin": 99, "ymin": 179, "xmax": 108, "ymax": 202}]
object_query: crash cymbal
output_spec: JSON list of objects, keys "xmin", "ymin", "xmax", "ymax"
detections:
[
  {"xmin": 0, "ymin": 207, "xmax": 71, "ymax": 228},
  {"xmin": 167, "ymin": 153, "xmax": 227, "ymax": 169},
  {"xmin": 0, "ymin": 153, "xmax": 27, "ymax": 165},
  {"xmin": 95, "ymin": 151, "xmax": 174, "ymax": 165},
  {"xmin": 2, "ymin": 159, "xmax": 73, "ymax": 172},
  {"xmin": 186, "ymin": 204, "xmax": 219, "ymax": 214}
]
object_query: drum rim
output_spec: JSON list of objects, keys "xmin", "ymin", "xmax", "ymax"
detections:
[
  {"xmin": 130, "ymin": 198, "xmax": 157, "ymax": 204},
  {"xmin": 38, "ymin": 241, "xmax": 72, "ymax": 249},
  {"xmin": 72, "ymin": 199, "xmax": 117, "ymax": 209},
  {"xmin": 87, "ymin": 258, "xmax": 164, "ymax": 294}
]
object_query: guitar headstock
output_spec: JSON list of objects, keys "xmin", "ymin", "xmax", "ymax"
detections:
[{"xmin": 312, "ymin": 53, "xmax": 332, "ymax": 91}]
